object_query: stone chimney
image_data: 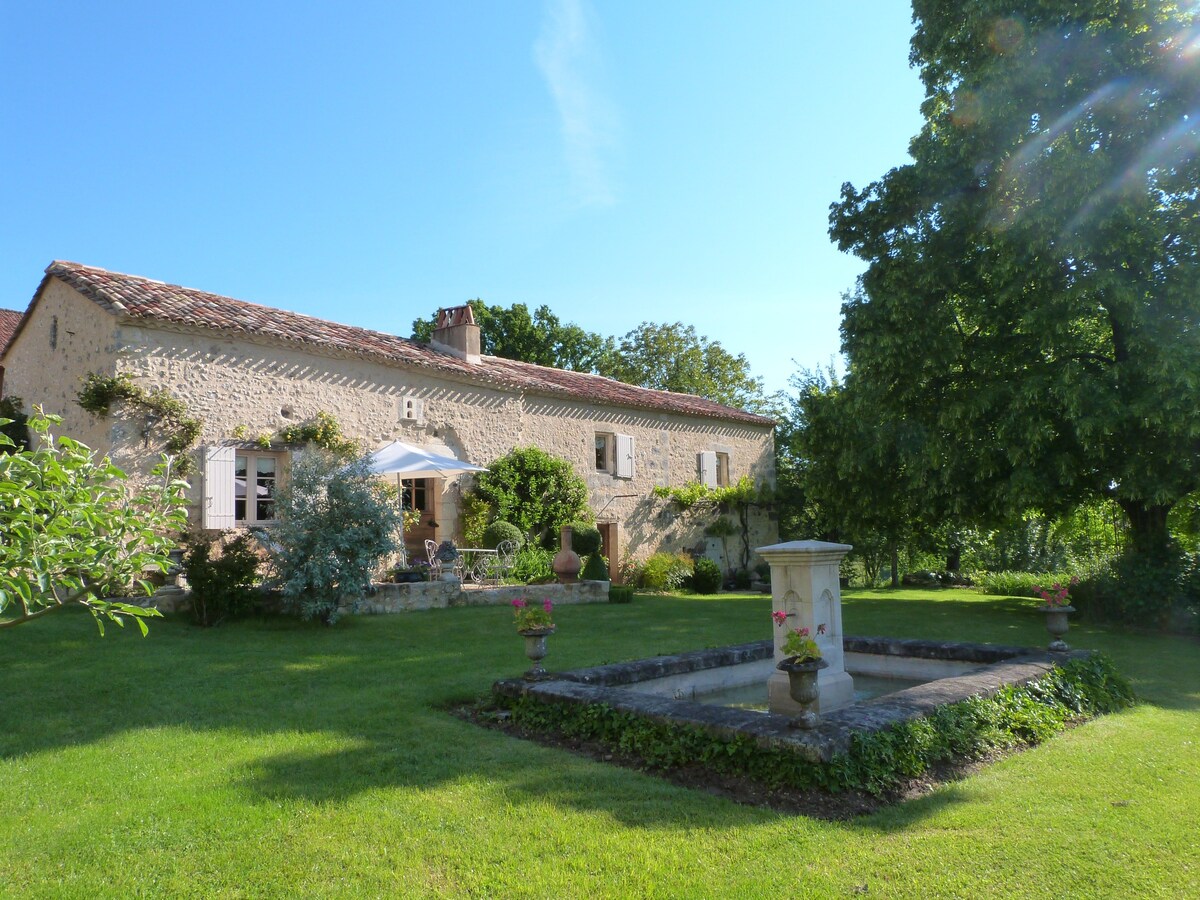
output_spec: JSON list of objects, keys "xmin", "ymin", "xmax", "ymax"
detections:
[{"xmin": 430, "ymin": 305, "xmax": 481, "ymax": 364}]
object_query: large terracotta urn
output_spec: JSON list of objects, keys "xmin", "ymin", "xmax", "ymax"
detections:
[{"xmin": 552, "ymin": 525, "xmax": 582, "ymax": 584}]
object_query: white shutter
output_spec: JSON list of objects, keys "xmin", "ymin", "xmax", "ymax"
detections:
[
  {"xmin": 202, "ymin": 445, "xmax": 236, "ymax": 529},
  {"xmin": 698, "ymin": 451, "xmax": 717, "ymax": 488},
  {"xmin": 615, "ymin": 434, "xmax": 634, "ymax": 479}
]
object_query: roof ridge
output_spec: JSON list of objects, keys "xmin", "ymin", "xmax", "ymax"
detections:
[
  {"xmin": 42, "ymin": 261, "xmax": 775, "ymax": 426},
  {"xmin": 49, "ymin": 259, "xmax": 171, "ymax": 287}
]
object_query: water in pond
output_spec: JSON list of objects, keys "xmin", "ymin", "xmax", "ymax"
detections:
[{"xmin": 688, "ymin": 673, "xmax": 926, "ymax": 711}]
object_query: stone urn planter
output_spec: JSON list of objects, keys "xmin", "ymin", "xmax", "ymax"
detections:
[
  {"xmin": 552, "ymin": 525, "xmax": 582, "ymax": 584},
  {"xmin": 1040, "ymin": 605, "xmax": 1075, "ymax": 651},
  {"xmin": 518, "ymin": 626, "xmax": 556, "ymax": 680},
  {"xmin": 436, "ymin": 541, "xmax": 461, "ymax": 582},
  {"xmin": 777, "ymin": 656, "xmax": 828, "ymax": 729}
]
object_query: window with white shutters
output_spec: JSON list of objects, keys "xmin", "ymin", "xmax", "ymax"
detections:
[
  {"xmin": 234, "ymin": 451, "xmax": 283, "ymax": 524},
  {"xmin": 202, "ymin": 445, "xmax": 236, "ymax": 529},
  {"xmin": 615, "ymin": 434, "xmax": 634, "ymax": 479},
  {"xmin": 716, "ymin": 452, "xmax": 731, "ymax": 487},
  {"xmin": 594, "ymin": 432, "xmax": 613, "ymax": 472},
  {"xmin": 204, "ymin": 445, "xmax": 285, "ymax": 527},
  {"xmin": 698, "ymin": 450, "xmax": 717, "ymax": 488}
]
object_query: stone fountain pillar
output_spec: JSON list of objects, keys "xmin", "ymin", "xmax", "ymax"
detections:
[{"xmin": 757, "ymin": 540, "xmax": 855, "ymax": 716}]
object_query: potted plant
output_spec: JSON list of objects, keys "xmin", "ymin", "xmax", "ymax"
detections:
[
  {"xmin": 773, "ymin": 610, "xmax": 828, "ymax": 729},
  {"xmin": 390, "ymin": 560, "xmax": 429, "ymax": 583},
  {"xmin": 435, "ymin": 541, "xmax": 461, "ymax": 582},
  {"xmin": 513, "ymin": 597, "xmax": 556, "ymax": 680},
  {"xmin": 1034, "ymin": 579, "xmax": 1077, "ymax": 651}
]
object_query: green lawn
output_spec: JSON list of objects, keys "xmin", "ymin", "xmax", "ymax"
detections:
[{"xmin": 1, "ymin": 589, "xmax": 1196, "ymax": 898}]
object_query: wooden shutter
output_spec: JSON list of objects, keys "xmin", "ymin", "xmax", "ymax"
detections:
[
  {"xmin": 202, "ymin": 445, "xmax": 236, "ymax": 529},
  {"xmin": 698, "ymin": 450, "xmax": 717, "ymax": 488},
  {"xmin": 615, "ymin": 434, "xmax": 634, "ymax": 479}
]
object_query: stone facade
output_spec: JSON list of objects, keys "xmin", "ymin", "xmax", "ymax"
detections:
[{"xmin": 1, "ymin": 264, "xmax": 779, "ymax": 578}]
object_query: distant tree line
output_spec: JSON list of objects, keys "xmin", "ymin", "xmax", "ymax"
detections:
[{"xmin": 411, "ymin": 301, "xmax": 775, "ymax": 416}]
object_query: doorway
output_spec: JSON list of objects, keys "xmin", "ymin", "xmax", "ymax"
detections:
[{"xmin": 598, "ymin": 522, "xmax": 620, "ymax": 582}]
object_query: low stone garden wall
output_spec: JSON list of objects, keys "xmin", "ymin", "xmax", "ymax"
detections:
[
  {"xmin": 493, "ymin": 638, "xmax": 1092, "ymax": 762},
  {"xmin": 353, "ymin": 579, "xmax": 610, "ymax": 615},
  {"xmin": 150, "ymin": 579, "xmax": 610, "ymax": 615}
]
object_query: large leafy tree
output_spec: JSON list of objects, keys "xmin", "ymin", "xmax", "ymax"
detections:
[
  {"xmin": 829, "ymin": 1, "xmax": 1200, "ymax": 555},
  {"xmin": 0, "ymin": 410, "xmax": 188, "ymax": 632},
  {"xmin": 599, "ymin": 322, "xmax": 772, "ymax": 414},
  {"xmin": 414, "ymin": 302, "xmax": 774, "ymax": 414},
  {"xmin": 412, "ymin": 300, "xmax": 614, "ymax": 372},
  {"xmin": 778, "ymin": 366, "xmax": 915, "ymax": 584}
]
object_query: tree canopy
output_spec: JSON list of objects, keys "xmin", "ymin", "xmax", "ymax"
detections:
[
  {"xmin": 412, "ymin": 302, "xmax": 773, "ymax": 414},
  {"xmin": 828, "ymin": 1, "xmax": 1200, "ymax": 555},
  {"xmin": 600, "ymin": 322, "xmax": 772, "ymax": 414},
  {"xmin": 412, "ymin": 300, "xmax": 614, "ymax": 373}
]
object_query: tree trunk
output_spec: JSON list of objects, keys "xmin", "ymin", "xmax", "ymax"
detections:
[
  {"xmin": 944, "ymin": 545, "xmax": 962, "ymax": 572},
  {"xmin": 1118, "ymin": 500, "xmax": 1173, "ymax": 556},
  {"xmin": 890, "ymin": 543, "xmax": 900, "ymax": 588}
]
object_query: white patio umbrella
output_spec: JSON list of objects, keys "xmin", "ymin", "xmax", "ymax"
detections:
[{"xmin": 363, "ymin": 440, "xmax": 488, "ymax": 565}]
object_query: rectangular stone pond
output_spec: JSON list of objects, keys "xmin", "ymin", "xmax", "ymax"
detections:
[{"xmin": 493, "ymin": 636, "xmax": 1088, "ymax": 762}]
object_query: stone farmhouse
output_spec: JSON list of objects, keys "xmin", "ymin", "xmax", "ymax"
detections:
[{"xmin": 0, "ymin": 261, "xmax": 778, "ymax": 579}]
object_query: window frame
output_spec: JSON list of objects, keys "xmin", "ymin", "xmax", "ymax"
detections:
[
  {"xmin": 595, "ymin": 432, "xmax": 614, "ymax": 473},
  {"xmin": 400, "ymin": 477, "xmax": 429, "ymax": 513},
  {"xmin": 715, "ymin": 451, "xmax": 731, "ymax": 488},
  {"xmin": 234, "ymin": 449, "xmax": 284, "ymax": 525}
]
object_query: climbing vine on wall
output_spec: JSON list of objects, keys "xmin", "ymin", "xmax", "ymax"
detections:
[
  {"xmin": 278, "ymin": 411, "xmax": 360, "ymax": 455},
  {"xmin": 76, "ymin": 373, "xmax": 203, "ymax": 456},
  {"xmin": 230, "ymin": 411, "xmax": 360, "ymax": 455},
  {"xmin": 653, "ymin": 476, "xmax": 774, "ymax": 572}
]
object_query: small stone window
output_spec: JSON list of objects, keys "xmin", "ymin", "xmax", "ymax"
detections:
[{"xmin": 400, "ymin": 397, "xmax": 425, "ymax": 423}]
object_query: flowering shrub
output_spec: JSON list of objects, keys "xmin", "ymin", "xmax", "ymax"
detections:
[
  {"xmin": 774, "ymin": 611, "xmax": 826, "ymax": 661},
  {"xmin": 1033, "ymin": 577, "xmax": 1078, "ymax": 607},
  {"xmin": 512, "ymin": 597, "xmax": 554, "ymax": 632}
]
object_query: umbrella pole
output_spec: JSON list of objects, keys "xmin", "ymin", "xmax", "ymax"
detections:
[{"xmin": 396, "ymin": 474, "xmax": 408, "ymax": 568}]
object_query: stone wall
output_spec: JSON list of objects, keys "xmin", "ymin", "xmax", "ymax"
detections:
[
  {"xmin": 4, "ymin": 281, "xmax": 779, "ymax": 572},
  {"xmin": 113, "ymin": 316, "xmax": 776, "ymax": 570},
  {"xmin": 0, "ymin": 278, "xmax": 120, "ymax": 452},
  {"xmin": 354, "ymin": 580, "xmax": 609, "ymax": 615}
]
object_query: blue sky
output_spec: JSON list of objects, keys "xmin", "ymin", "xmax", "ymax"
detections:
[{"xmin": 1, "ymin": 1, "xmax": 925, "ymax": 396}]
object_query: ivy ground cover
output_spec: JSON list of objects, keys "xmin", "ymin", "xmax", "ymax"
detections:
[{"xmin": 1, "ymin": 589, "xmax": 1196, "ymax": 898}]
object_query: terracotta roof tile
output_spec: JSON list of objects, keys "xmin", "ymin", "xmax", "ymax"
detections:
[
  {"xmin": 0, "ymin": 308, "xmax": 21, "ymax": 353},
  {"xmin": 42, "ymin": 261, "xmax": 774, "ymax": 426}
]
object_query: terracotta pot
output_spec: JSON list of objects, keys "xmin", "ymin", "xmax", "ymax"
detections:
[
  {"xmin": 777, "ymin": 656, "xmax": 829, "ymax": 729},
  {"xmin": 552, "ymin": 525, "xmax": 582, "ymax": 584}
]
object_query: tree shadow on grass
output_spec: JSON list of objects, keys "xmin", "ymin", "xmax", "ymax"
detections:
[
  {"xmin": 0, "ymin": 607, "xmax": 778, "ymax": 830},
  {"xmin": 2, "ymin": 601, "xmax": 1190, "ymax": 830}
]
